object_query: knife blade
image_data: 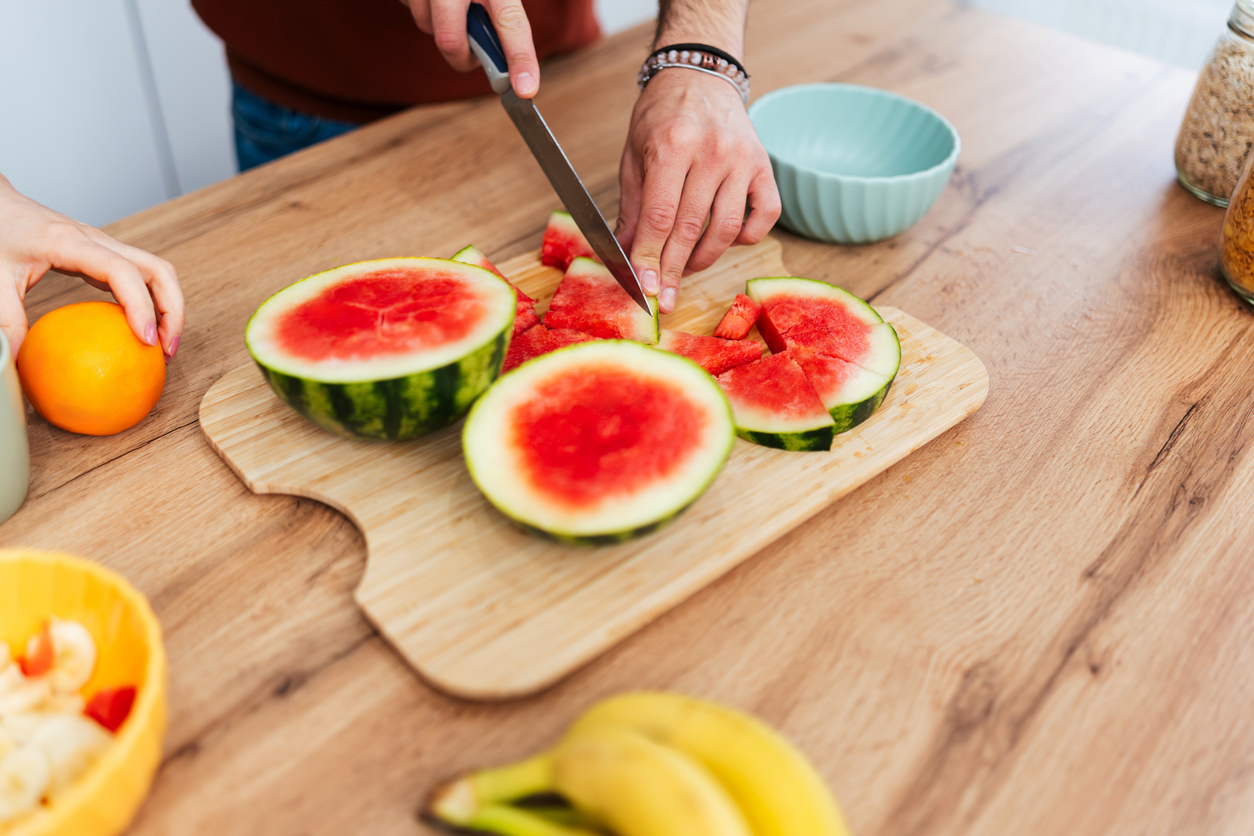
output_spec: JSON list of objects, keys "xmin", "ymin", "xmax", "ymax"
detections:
[{"xmin": 466, "ymin": 4, "xmax": 652, "ymax": 313}]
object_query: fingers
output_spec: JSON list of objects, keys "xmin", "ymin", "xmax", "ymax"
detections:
[
  {"xmin": 85, "ymin": 230, "xmax": 184, "ymax": 357},
  {"xmin": 0, "ymin": 273, "xmax": 30, "ymax": 358},
  {"xmin": 736, "ymin": 165, "xmax": 782, "ymax": 246},
  {"xmin": 48, "ymin": 230, "xmax": 158, "ymax": 349},
  {"xmin": 656, "ymin": 168, "xmax": 723, "ymax": 313},
  {"xmin": 687, "ymin": 173, "xmax": 752, "ymax": 275},
  {"xmin": 628, "ymin": 148, "xmax": 688, "ymax": 305},
  {"xmin": 428, "ymin": 0, "xmax": 477, "ymax": 72},
  {"xmin": 486, "ymin": 0, "xmax": 539, "ymax": 96}
]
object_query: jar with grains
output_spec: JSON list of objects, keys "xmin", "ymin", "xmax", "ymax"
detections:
[
  {"xmin": 1220, "ymin": 148, "xmax": 1254, "ymax": 304},
  {"xmin": 1176, "ymin": 0, "xmax": 1254, "ymax": 207}
]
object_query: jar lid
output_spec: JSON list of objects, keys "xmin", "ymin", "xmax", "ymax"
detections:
[{"xmin": 1235, "ymin": 0, "xmax": 1254, "ymax": 37}]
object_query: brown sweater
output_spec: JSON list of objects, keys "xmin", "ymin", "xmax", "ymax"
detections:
[{"xmin": 193, "ymin": 0, "xmax": 600, "ymax": 123}]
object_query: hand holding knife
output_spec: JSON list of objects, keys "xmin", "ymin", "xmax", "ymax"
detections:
[{"xmin": 465, "ymin": 3, "xmax": 653, "ymax": 314}]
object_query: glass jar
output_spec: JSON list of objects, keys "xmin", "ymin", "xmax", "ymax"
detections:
[
  {"xmin": 1221, "ymin": 147, "xmax": 1254, "ymax": 304},
  {"xmin": 1176, "ymin": 0, "xmax": 1254, "ymax": 207}
]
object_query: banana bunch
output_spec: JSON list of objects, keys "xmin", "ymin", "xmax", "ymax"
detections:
[{"xmin": 423, "ymin": 692, "xmax": 850, "ymax": 836}]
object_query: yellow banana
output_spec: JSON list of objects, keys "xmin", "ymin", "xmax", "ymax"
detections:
[
  {"xmin": 552, "ymin": 726, "xmax": 753, "ymax": 836},
  {"xmin": 566, "ymin": 692, "xmax": 850, "ymax": 836},
  {"xmin": 424, "ymin": 752, "xmax": 601, "ymax": 836}
]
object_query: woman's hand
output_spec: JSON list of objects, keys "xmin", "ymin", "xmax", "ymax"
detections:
[
  {"xmin": 616, "ymin": 69, "xmax": 781, "ymax": 314},
  {"xmin": 402, "ymin": 0, "xmax": 541, "ymax": 97},
  {"xmin": 0, "ymin": 175, "xmax": 184, "ymax": 360}
]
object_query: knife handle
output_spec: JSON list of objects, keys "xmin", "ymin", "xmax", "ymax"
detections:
[{"xmin": 467, "ymin": 3, "xmax": 511, "ymax": 95}]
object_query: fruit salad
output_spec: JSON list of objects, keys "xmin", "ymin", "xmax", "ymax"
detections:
[{"xmin": 0, "ymin": 619, "xmax": 136, "ymax": 825}]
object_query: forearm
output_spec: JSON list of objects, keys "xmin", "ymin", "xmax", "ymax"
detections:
[{"xmin": 654, "ymin": 0, "xmax": 749, "ymax": 60}]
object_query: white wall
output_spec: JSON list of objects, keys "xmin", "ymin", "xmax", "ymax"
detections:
[
  {"xmin": 0, "ymin": 1, "xmax": 657, "ymax": 228},
  {"xmin": 965, "ymin": 0, "xmax": 1231, "ymax": 69}
]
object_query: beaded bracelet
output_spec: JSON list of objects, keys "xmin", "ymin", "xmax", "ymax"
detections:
[{"xmin": 637, "ymin": 44, "xmax": 750, "ymax": 104}]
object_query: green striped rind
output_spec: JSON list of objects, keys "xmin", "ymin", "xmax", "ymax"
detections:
[
  {"xmin": 255, "ymin": 329, "xmax": 508, "ymax": 440},
  {"xmin": 510, "ymin": 498, "xmax": 699, "ymax": 546},
  {"xmin": 737, "ymin": 425, "xmax": 835, "ymax": 452},
  {"xmin": 828, "ymin": 376, "xmax": 892, "ymax": 434}
]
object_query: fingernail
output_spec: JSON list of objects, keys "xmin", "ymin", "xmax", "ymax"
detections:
[
  {"xmin": 515, "ymin": 72, "xmax": 536, "ymax": 96},
  {"xmin": 169, "ymin": 336, "xmax": 180, "ymax": 358},
  {"xmin": 641, "ymin": 269, "xmax": 660, "ymax": 294},
  {"xmin": 660, "ymin": 287, "xmax": 677, "ymax": 313},
  {"xmin": 164, "ymin": 354, "xmax": 172, "ymax": 366},
  {"xmin": 144, "ymin": 322, "xmax": 158, "ymax": 346}
]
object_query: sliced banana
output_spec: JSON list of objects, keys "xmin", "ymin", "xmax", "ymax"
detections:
[
  {"xmin": 27, "ymin": 713, "xmax": 111, "ymax": 801},
  {"xmin": 0, "ymin": 743, "xmax": 51, "ymax": 823},
  {"xmin": 0, "ymin": 667, "xmax": 51, "ymax": 716},
  {"xmin": 39, "ymin": 618, "xmax": 97, "ymax": 694}
]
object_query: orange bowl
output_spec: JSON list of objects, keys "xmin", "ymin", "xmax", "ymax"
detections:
[{"xmin": 0, "ymin": 549, "xmax": 166, "ymax": 836}]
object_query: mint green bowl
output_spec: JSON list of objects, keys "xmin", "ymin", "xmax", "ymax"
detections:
[{"xmin": 749, "ymin": 83, "xmax": 960, "ymax": 244}]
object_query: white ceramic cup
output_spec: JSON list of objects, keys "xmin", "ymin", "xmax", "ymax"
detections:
[{"xmin": 0, "ymin": 330, "xmax": 30, "ymax": 524}]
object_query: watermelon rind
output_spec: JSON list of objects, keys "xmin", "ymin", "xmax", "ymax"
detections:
[
  {"xmin": 463, "ymin": 340, "xmax": 734, "ymax": 544},
  {"xmin": 717, "ymin": 354, "xmax": 837, "ymax": 452},
  {"xmin": 792, "ymin": 349, "xmax": 894, "ymax": 434},
  {"xmin": 246, "ymin": 257, "xmax": 516, "ymax": 440}
]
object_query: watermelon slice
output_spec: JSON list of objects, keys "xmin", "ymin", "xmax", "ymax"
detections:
[
  {"xmin": 464, "ymin": 340, "xmax": 735, "ymax": 543},
  {"xmin": 541, "ymin": 210, "xmax": 596, "ymax": 270},
  {"xmin": 746, "ymin": 277, "xmax": 901, "ymax": 380},
  {"xmin": 657, "ymin": 329, "xmax": 763, "ymax": 376},
  {"xmin": 502, "ymin": 323, "xmax": 598, "ymax": 374},
  {"xmin": 716, "ymin": 353, "xmax": 836, "ymax": 451},
  {"xmin": 246, "ymin": 257, "xmax": 515, "ymax": 440},
  {"xmin": 788, "ymin": 346, "xmax": 893, "ymax": 434},
  {"xmin": 452, "ymin": 244, "xmax": 539, "ymax": 336},
  {"xmin": 544, "ymin": 257, "xmax": 659, "ymax": 344},
  {"xmin": 713, "ymin": 293, "xmax": 761, "ymax": 340}
]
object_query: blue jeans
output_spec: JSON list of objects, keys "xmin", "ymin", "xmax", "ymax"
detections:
[{"xmin": 231, "ymin": 81, "xmax": 359, "ymax": 171}]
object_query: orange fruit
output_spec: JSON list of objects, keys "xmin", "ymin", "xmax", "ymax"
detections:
[{"xmin": 17, "ymin": 301, "xmax": 166, "ymax": 436}]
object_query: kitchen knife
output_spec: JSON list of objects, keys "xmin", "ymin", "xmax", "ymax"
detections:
[{"xmin": 466, "ymin": 4, "xmax": 652, "ymax": 313}]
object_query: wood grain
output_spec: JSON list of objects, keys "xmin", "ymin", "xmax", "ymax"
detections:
[
  {"xmin": 199, "ymin": 240, "xmax": 987, "ymax": 699},
  {"xmin": 3, "ymin": 0, "xmax": 1253, "ymax": 833}
]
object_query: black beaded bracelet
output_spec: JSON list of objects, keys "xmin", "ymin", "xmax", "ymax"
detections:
[{"xmin": 637, "ymin": 43, "xmax": 750, "ymax": 104}]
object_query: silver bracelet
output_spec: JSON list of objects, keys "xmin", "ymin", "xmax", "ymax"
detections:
[{"xmin": 637, "ymin": 49, "xmax": 750, "ymax": 104}]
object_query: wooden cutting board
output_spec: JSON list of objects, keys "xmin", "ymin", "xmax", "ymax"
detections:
[{"xmin": 199, "ymin": 238, "xmax": 988, "ymax": 701}]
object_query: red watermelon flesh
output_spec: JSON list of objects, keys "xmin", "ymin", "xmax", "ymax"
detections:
[
  {"xmin": 541, "ymin": 211, "xmax": 596, "ymax": 270},
  {"xmin": 451, "ymin": 244, "xmax": 537, "ymax": 336},
  {"xmin": 717, "ymin": 353, "xmax": 830, "ymax": 424},
  {"xmin": 502, "ymin": 324, "xmax": 598, "ymax": 374},
  {"xmin": 275, "ymin": 265, "xmax": 490, "ymax": 361},
  {"xmin": 713, "ymin": 293, "xmax": 761, "ymax": 340},
  {"xmin": 544, "ymin": 257, "xmax": 658, "ymax": 343},
  {"xmin": 511, "ymin": 365, "xmax": 708, "ymax": 508},
  {"xmin": 788, "ymin": 347, "xmax": 890, "ymax": 409},
  {"xmin": 657, "ymin": 329, "xmax": 763, "ymax": 376}
]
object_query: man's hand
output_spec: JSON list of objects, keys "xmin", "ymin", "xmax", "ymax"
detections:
[
  {"xmin": 0, "ymin": 175, "xmax": 184, "ymax": 360},
  {"xmin": 616, "ymin": 69, "xmax": 780, "ymax": 314},
  {"xmin": 403, "ymin": 0, "xmax": 541, "ymax": 97}
]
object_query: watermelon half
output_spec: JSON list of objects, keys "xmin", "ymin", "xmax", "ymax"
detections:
[
  {"xmin": 463, "ymin": 341, "xmax": 734, "ymax": 544},
  {"xmin": 746, "ymin": 277, "xmax": 901, "ymax": 380},
  {"xmin": 716, "ymin": 353, "xmax": 836, "ymax": 451},
  {"xmin": 541, "ymin": 210, "xmax": 596, "ymax": 270},
  {"xmin": 246, "ymin": 257, "xmax": 516, "ymax": 440},
  {"xmin": 657, "ymin": 329, "xmax": 763, "ymax": 376},
  {"xmin": 451, "ymin": 244, "xmax": 540, "ymax": 335},
  {"xmin": 544, "ymin": 257, "xmax": 659, "ymax": 344}
]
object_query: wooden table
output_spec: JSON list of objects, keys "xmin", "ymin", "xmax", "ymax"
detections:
[{"xmin": 5, "ymin": 0, "xmax": 1251, "ymax": 833}]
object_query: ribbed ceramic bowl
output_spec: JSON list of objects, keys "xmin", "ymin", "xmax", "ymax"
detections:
[
  {"xmin": 0, "ymin": 549, "xmax": 166, "ymax": 836},
  {"xmin": 749, "ymin": 83, "xmax": 960, "ymax": 244}
]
